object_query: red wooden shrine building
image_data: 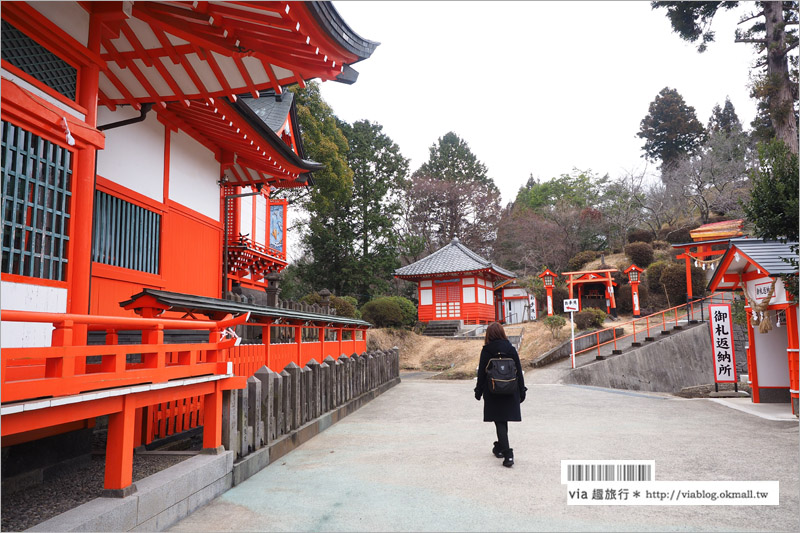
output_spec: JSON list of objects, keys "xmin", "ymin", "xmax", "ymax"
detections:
[
  {"xmin": 394, "ymin": 238, "xmax": 517, "ymax": 325},
  {"xmin": 1, "ymin": 1, "xmax": 376, "ymax": 494},
  {"xmin": 707, "ymin": 238, "xmax": 799, "ymax": 416}
]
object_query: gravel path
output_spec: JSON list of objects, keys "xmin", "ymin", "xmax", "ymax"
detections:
[{"xmin": 1, "ymin": 453, "xmax": 191, "ymax": 532}]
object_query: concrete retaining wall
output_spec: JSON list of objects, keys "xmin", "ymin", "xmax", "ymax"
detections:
[
  {"xmin": 561, "ymin": 324, "xmax": 714, "ymax": 392},
  {"xmin": 29, "ymin": 348, "xmax": 400, "ymax": 532},
  {"xmin": 531, "ymin": 328, "xmax": 623, "ymax": 368}
]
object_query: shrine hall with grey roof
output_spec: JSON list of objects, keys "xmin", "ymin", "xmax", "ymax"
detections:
[{"xmin": 395, "ymin": 238, "xmax": 517, "ymax": 325}]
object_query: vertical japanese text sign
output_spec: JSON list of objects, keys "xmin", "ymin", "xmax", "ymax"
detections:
[{"xmin": 709, "ymin": 303, "xmax": 737, "ymax": 383}]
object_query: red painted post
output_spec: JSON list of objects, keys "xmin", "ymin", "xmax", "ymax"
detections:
[
  {"xmin": 104, "ymin": 395, "xmax": 136, "ymax": 491},
  {"xmin": 202, "ymin": 381, "xmax": 223, "ymax": 449}
]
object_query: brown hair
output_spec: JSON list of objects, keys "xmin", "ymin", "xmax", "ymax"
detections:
[{"xmin": 484, "ymin": 322, "xmax": 508, "ymax": 345}]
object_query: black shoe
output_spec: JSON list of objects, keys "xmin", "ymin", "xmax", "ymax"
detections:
[
  {"xmin": 492, "ymin": 441, "xmax": 504, "ymax": 458},
  {"xmin": 502, "ymin": 448, "xmax": 514, "ymax": 468}
]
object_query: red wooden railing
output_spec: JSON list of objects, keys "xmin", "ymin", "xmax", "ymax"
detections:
[
  {"xmin": 570, "ymin": 293, "xmax": 732, "ymax": 361},
  {"xmin": 1, "ymin": 310, "xmax": 248, "ymax": 404}
]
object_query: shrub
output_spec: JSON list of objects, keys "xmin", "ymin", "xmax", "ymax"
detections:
[
  {"xmin": 624, "ymin": 241, "xmax": 655, "ymax": 268},
  {"xmin": 301, "ymin": 292, "xmax": 359, "ymax": 318},
  {"xmin": 627, "ymin": 228, "xmax": 653, "ymax": 243},
  {"xmin": 568, "ymin": 250, "xmax": 598, "ymax": 271},
  {"xmin": 660, "ymin": 263, "xmax": 690, "ymax": 306},
  {"xmin": 651, "ymin": 239, "xmax": 670, "ymax": 250},
  {"xmin": 360, "ymin": 296, "xmax": 416, "ymax": 328},
  {"xmin": 574, "ymin": 308, "xmax": 607, "ymax": 330},
  {"xmin": 615, "ymin": 284, "xmax": 650, "ymax": 314},
  {"xmin": 542, "ymin": 315, "xmax": 567, "ymax": 339},
  {"xmin": 645, "ymin": 260, "xmax": 671, "ymax": 293}
]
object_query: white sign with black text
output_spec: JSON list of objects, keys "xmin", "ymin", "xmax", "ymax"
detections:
[{"xmin": 708, "ymin": 303, "xmax": 737, "ymax": 383}]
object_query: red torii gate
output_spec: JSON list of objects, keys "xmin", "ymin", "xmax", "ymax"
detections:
[{"xmin": 561, "ymin": 269, "xmax": 619, "ymax": 317}]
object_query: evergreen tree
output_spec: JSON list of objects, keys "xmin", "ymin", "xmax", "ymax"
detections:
[
  {"xmin": 638, "ymin": 87, "xmax": 707, "ymax": 172},
  {"xmin": 405, "ymin": 132, "xmax": 501, "ymax": 257},
  {"xmin": 289, "ymin": 83, "xmax": 355, "ymax": 296},
  {"xmin": 339, "ymin": 119, "xmax": 409, "ymax": 304},
  {"xmin": 708, "ymin": 97, "xmax": 742, "ymax": 134},
  {"xmin": 742, "ymin": 140, "xmax": 799, "ymax": 297}
]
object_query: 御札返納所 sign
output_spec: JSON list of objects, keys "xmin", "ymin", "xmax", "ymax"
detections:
[{"xmin": 708, "ymin": 303, "xmax": 736, "ymax": 383}]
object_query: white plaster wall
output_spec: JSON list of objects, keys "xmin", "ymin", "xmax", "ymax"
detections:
[
  {"xmin": 1, "ymin": 281, "xmax": 67, "ymax": 348},
  {"xmin": 97, "ymin": 108, "xmax": 165, "ymax": 202},
  {"xmin": 504, "ymin": 288, "xmax": 527, "ymax": 298},
  {"xmin": 753, "ymin": 327, "xmax": 790, "ymax": 387},
  {"xmin": 29, "ymin": 1, "xmax": 89, "ymax": 47},
  {"xmin": 255, "ymin": 196, "xmax": 267, "ymax": 246},
  {"xmin": 169, "ymin": 129, "xmax": 220, "ymax": 221},
  {"xmin": 239, "ymin": 194, "xmax": 252, "ymax": 238}
]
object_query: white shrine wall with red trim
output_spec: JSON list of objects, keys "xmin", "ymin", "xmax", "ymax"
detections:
[
  {"xmin": 753, "ymin": 325, "xmax": 790, "ymax": 387},
  {"xmin": 168, "ymin": 128, "xmax": 220, "ymax": 221},
  {"xmin": 97, "ymin": 107, "xmax": 165, "ymax": 202},
  {"xmin": 415, "ymin": 276, "xmax": 496, "ymax": 323}
]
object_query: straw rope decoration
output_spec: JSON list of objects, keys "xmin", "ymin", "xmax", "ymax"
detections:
[
  {"xmin": 739, "ymin": 273, "xmax": 779, "ymax": 334},
  {"xmin": 687, "ymin": 253, "xmax": 722, "ymax": 271}
]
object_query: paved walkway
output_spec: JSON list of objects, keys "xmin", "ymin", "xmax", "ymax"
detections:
[{"xmin": 170, "ymin": 371, "xmax": 799, "ymax": 532}]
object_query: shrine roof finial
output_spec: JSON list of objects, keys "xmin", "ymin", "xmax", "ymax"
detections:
[{"xmin": 451, "ymin": 237, "xmax": 460, "ymax": 244}]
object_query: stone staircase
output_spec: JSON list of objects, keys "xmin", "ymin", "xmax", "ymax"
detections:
[{"xmin": 422, "ymin": 321, "xmax": 461, "ymax": 337}]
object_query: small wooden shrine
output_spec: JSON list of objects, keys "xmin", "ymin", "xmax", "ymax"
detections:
[
  {"xmin": 560, "ymin": 269, "xmax": 619, "ymax": 317},
  {"xmin": 707, "ymin": 238, "xmax": 799, "ymax": 416}
]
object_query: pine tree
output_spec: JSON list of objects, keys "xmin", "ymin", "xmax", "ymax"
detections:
[{"xmin": 638, "ymin": 87, "xmax": 707, "ymax": 172}]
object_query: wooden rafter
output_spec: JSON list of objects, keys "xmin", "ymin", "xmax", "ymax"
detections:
[
  {"xmin": 233, "ymin": 56, "xmax": 259, "ymax": 99},
  {"xmin": 121, "ymin": 22, "xmax": 191, "ymax": 107}
]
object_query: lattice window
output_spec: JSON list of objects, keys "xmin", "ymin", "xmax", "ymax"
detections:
[
  {"xmin": 435, "ymin": 284, "xmax": 461, "ymax": 317},
  {"xmin": 1, "ymin": 120, "xmax": 72, "ymax": 281},
  {"xmin": 92, "ymin": 191, "xmax": 161, "ymax": 274},
  {"xmin": 1, "ymin": 21, "xmax": 77, "ymax": 100}
]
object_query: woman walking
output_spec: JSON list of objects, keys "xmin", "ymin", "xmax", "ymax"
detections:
[{"xmin": 474, "ymin": 322, "xmax": 526, "ymax": 467}]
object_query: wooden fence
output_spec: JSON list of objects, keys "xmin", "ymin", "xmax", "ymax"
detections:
[{"xmin": 222, "ymin": 348, "xmax": 400, "ymax": 459}]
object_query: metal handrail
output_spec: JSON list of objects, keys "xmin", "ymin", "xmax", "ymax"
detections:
[{"xmin": 569, "ymin": 293, "xmax": 731, "ymax": 361}]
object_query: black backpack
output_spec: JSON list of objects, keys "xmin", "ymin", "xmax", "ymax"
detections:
[{"xmin": 485, "ymin": 353, "xmax": 517, "ymax": 395}]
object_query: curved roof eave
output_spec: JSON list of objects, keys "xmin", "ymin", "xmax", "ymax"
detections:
[
  {"xmin": 227, "ymin": 96, "xmax": 324, "ymax": 173},
  {"xmin": 305, "ymin": 2, "xmax": 380, "ymax": 62}
]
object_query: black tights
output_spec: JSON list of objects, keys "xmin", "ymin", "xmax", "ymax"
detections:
[{"xmin": 494, "ymin": 421, "xmax": 509, "ymax": 451}]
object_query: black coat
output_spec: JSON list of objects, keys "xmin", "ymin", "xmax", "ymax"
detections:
[{"xmin": 475, "ymin": 339, "xmax": 526, "ymax": 422}]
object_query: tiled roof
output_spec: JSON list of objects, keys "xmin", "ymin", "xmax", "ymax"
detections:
[
  {"xmin": 730, "ymin": 238, "xmax": 798, "ymax": 275},
  {"xmin": 240, "ymin": 92, "xmax": 294, "ymax": 133},
  {"xmin": 707, "ymin": 238, "xmax": 798, "ymax": 290},
  {"xmin": 120, "ymin": 289, "xmax": 370, "ymax": 327},
  {"xmin": 394, "ymin": 238, "xmax": 515, "ymax": 279}
]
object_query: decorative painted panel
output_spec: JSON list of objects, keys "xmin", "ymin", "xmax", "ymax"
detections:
[{"xmin": 269, "ymin": 203, "xmax": 284, "ymax": 253}]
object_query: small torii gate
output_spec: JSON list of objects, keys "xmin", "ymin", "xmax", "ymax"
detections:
[{"xmin": 560, "ymin": 269, "xmax": 619, "ymax": 317}]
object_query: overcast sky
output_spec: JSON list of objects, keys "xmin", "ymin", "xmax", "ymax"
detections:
[{"xmin": 318, "ymin": 1, "xmax": 761, "ymax": 205}]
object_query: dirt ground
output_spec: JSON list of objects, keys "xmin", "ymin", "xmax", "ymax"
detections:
[{"xmin": 368, "ymin": 321, "xmax": 570, "ymax": 380}]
